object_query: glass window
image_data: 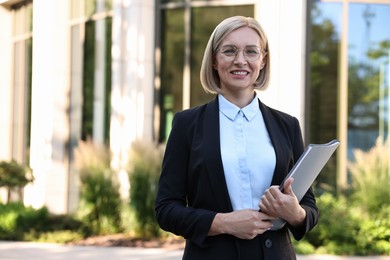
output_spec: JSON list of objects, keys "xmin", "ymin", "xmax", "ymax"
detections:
[
  {"xmin": 347, "ymin": 3, "xmax": 390, "ymax": 159},
  {"xmin": 307, "ymin": 2, "xmax": 341, "ymax": 187},
  {"xmin": 308, "ymin": 1, "xmax": 390, "ymax": 190},
  {"xmin": 159, "ymin": 8, "xmax": 185, "ymax": 142},
  {"xmin": 82, "ymin": 20, "xmax": 96, "ymax": 140},
  {"xmin": 11, "ymin": 3, "xmax": 33, "ymax": 164},
  {"xmin": 69, "ymin": 0, "xmax": 112, "ymax": 151},
  {"xmin": 81, "ymin": 18, "xmax": 113, "ymax": 142}
]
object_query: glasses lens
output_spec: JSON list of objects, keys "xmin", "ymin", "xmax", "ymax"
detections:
[
  {"xmin": 220, "ymin": 46, "xmax": 237, "ymax": 58},
  {"xmin": 244, "ymin": 47, "xmax": 260, "ymax": 61},
  {"xmin": 219, "ymin": 46, "xmax": 261, "ymax": 61}
]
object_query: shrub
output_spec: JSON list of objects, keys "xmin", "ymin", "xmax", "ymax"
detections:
[
  {"xmin": 354, "ymin": 205, "xmax": 390, "ymax": 255},
  {"xmin": 347, "ymin": 137, "xmax": 390, "ymax": 255},
  {"xmin": 303, "ymin": 193, "xmax": 361, "ymax": 254},
  {"xmin": 128, "ymin": 140, "xmax": 165, "ymax": 238},
  {"xmin": 0, "ymin": 202, "xmax": 86, "ymax": 241},
  {"xmin": 293, "ymin": 239, "xmax": 316, "ymax": 255},
  {"xmin": 0, "ymin": 202, "xmax": 48, "ymax": 240},
  {"xmin": 348, "ymin": 137, "xmax": 389, "ymax": 215},
  {"xmin": 74, "ymin": 139, "xmax": 123, "ymax": 235},
  {"xmin": 297, "ymin": 137, "xmax": 390, "ymax": 256}
]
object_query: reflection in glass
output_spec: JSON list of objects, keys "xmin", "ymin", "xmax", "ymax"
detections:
[
  {"xmin": 82, "ymin": 21, "xmax": 96, "ymax": 141},
  {"xmin": 308, "ymin": 2, "xmax": 341, "ymax": 188},
  {"xmin": 81, "ymin": 18, "xmax": 112, "ymax": 144},
  {"xmin": 159, "ymin": 9, "xmax": 185, "ymax": 142},
  {"xmin": 347, "ymin": 4, "xmax": 390, "ymax": 159}
]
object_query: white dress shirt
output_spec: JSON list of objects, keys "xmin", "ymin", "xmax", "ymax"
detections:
[{"xmin": 219, "ymin": 94, "xmax": 276, "ymax": 210}]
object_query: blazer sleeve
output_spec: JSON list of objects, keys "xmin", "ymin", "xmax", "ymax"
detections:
[
  {"xmin": 286, "ymin": 117, "xmax": 319, "ymax": 241},
  {"xmin": 155, "ymin": 110, "xmax": 216, "ymax": 247}
]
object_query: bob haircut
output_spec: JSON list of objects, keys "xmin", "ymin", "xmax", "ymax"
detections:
[{"xmin": 200, "ymin": 16, "xmax": 271, "ymax": 94}]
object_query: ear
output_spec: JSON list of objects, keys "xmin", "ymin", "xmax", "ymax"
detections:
[
  {"xmin": 259, "ymin": 60, "xmax": 266, "ymax": 70},
  {"xmin": 213, "ymin": 58, "xmax": 218, "ymax": 69}
]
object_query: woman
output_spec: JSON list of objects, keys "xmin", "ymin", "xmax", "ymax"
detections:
[{"xmin": 155, "ymin": 16, "xmax": 318, "ymax": 260}]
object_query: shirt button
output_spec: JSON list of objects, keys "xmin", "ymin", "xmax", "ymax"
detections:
[{"xmin": 264, "ymin": 238, "xmax": 273, "ymax": 248}]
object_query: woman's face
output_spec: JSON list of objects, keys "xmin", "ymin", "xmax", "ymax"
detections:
[{"xmin": 214, "ymin": 26, "xmax": 265, "ymax": 95}]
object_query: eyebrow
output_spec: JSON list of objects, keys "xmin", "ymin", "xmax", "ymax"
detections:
[{"xmin": 220, "ymin": 44, "xmax": 260, "ymax": 48}]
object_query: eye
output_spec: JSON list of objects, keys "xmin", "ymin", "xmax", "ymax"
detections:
[
  {"xmin": 245, "ymin": 47, "xmax": 260, "ymax": 55},
  {"xmin": 221, "ymin": 48, "xmax": 237, "ymax": 56}
]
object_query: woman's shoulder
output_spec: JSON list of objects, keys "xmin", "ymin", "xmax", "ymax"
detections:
[
  {"xmin": 174, "ymin": 98, "xmax": 216, "ymax": 121},
  {"xmin": 260, "ymin": 100, "xmax": 299, "ymax": 124}
]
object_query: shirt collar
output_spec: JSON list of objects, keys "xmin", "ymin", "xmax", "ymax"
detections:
[{"xmin": 218, "ymin": 93, "xmax": 259, "ymax": 121}]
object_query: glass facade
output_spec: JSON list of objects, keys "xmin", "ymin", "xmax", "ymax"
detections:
[
  {"xmin": 347, "ymin": 3, "xmax": 390, "ymax": 157},
  {"xmin": 308, "ymin": 0, "xmax": 390, "ymax": 190},
  {"xmin": 69, "ymin": 0, "xmax": 112, "ymax": 149},
  {"xmin": 307, "ymin": 1, "xmax": 342, "ymax": 188}
]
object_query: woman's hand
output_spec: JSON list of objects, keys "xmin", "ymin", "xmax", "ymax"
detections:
[
  {"xmin": 208, "ymin": 209, "xmax": 275, "ymax": 240},
  {"xmin": 258, "ymin": 177, "xmax": 306, "ymax": 227}
]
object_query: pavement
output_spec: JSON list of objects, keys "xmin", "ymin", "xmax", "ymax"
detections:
[{"xmin": 1, "ymin": 241, "xmax": 390, "ymax": 260}]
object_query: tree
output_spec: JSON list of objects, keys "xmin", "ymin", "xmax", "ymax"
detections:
[{"xmin": 0, "ymin": 160, "xmax": 33, "ymax": 204}]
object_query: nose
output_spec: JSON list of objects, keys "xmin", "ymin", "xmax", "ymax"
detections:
[{"xmin": 234, "ymin": 50, "xmax": 247, "ymax": 64}]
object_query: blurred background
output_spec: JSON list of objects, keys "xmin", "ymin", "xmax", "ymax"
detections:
[{"xmin": 0, "ymin": 0, "xmax": 389, "ymax": 256}]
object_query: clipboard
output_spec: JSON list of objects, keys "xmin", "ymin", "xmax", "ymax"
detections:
[{"xmin": 269, "ymin": 139, "xmax": 340, "ymax": 230}]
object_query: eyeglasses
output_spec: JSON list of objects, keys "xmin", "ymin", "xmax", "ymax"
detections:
[{"xmin": 217, "ymin": 45, "xmax": 265, "ymax": 62}]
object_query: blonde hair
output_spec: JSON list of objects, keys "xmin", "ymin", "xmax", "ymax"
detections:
[{"xmin": 200, "ymin": 16, "xmax": 271, "ymax": 94}]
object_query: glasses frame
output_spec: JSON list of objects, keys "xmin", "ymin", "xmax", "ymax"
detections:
[{"xmin": 216, "ymin": 45, "xmax": 266, "ymax": 62}]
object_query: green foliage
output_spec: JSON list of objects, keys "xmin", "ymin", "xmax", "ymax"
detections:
[
  {"xmin": 0, "ymin": 160, "xmax": 34, "ymax": 203},
  {"xmin": 293, "ymin": 239, "xmax": 316, "ymax": 255},
  {"xmin": 0, "ymin": 202, "xmax": 86, "ymax": 241},
  {"xmin": 355, "ymin": 206, "xmax": 390, "ymax": 255},
  {"xmin": 348, "ymin": 137, "xmax": 390, "ymax": 215},
  {"xmin": 304, "ymin": 194, "xmax": 361, "ymax": 254},
  {"xmin": 79, "ymin": 169, "xmax": 123, "ymax": 234},
  {"xmin": 0, "ymin": 160, "xmax": 33, "ymax": 187},
  {"xmin": 128, "ymin": 140, "xmax": 164, "ymax": 238},
  {"xmin": 74, "ymin": 139, "xmax": 123, "ymax": 235},
  {"xmin": 298, "ymin": 137, "xmax": 390, "ymax": 256},
  {"xmin": 0, "ymin": 202, "xmax": 48, "ymax": 240},
  {"xmin": 28, "ymin": 230, "xmax": 83, "ymax": 244}
]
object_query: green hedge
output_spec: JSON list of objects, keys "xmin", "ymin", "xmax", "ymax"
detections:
[{"xmin": 0, "ymin": 202, "xmax": 86, "ymax": 242}]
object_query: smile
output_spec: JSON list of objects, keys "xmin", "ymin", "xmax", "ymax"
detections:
[{"xmin": 231, "ymin": 71, "xmax": 249, "ymax": 75}]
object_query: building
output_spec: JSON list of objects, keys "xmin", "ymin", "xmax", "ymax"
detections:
[{"xmin": 0, "ymin": 0, "xmax": 389, "ymax": 214}]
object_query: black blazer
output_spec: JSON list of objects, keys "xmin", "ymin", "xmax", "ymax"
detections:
[{"xmin": 155, "ymin": 96, "xmax": 319, "ymax": 260}]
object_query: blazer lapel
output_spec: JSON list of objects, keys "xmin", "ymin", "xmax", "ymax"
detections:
[{"xmin": 203, "ymin": 97, "xmax": 233, "ymax": 212}]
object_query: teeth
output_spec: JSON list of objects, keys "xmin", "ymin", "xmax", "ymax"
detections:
[{"xmin": 232, "ymin": 71, "xmax": 247, "ymax": 75}]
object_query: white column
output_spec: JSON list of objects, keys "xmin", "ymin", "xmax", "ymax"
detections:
[
  {"xmin": 0, "ymin": 6, "xmax": 13, "ymax": 202},
  {"xmin": 110, "ymin": 0, "xmax": 155, "ymax": 173},
  {"xmin": 0, "ymin": 6, "xmax": 12, "ymax": 160},
  {"xmin": 27, "ymin": 0, "xmax": 70, "ymax": 214},
  {"xmin": 256, "ymin": 0, "xmax": 306, "ymax": 129}
]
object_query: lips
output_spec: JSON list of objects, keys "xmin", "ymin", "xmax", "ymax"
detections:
[{"xmin": 231, "ymin": 70, "xmax": 249, "ymax": 75}]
